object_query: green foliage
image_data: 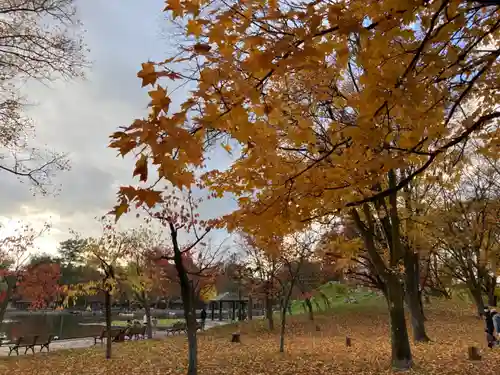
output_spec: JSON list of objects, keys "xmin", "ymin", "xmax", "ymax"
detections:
[{"xmin": 58, "ymin": 238, "xmax": 88, "ymax": 266}]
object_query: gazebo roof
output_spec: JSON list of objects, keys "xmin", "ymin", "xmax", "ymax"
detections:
[{"xmin": 210, "ymin": 292, "xmax": 248, "ymax": 302}]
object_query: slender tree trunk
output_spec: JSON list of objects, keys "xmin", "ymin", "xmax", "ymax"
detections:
[
  {"xmin": 486, "ymin": 278, "xmax": 497, "ymax": 306},
  {"xmin": 351, "ymin": 200, "xmax": 412, "ymax": 370},
  {"xmin": 265, "ymin": 294, "xmax": 274, "ymax": 331},
  {"xmin": 404, "ymin": 251, "xmax": 430, "ymax": 342},
  {"xmin": 170, "ymin": 223, "xmax": 198, "ymax": 375},
  {"xmin": 144, "ymin": 302, "xmax": 153, "ymax": 339},
  {"xmin": 0, "ymin": 297, "xmax": 9, "ymax": 331},
  {"xmin": 488, "ymin": 293, "xmax": 497, "ymax": 307},
  {"xmin": 470, "ymin": 286, "xmax": 485, "ymax": 317},
  {"xmin": 0, "ymin": 283, "xmax": 14, "ymax": 330},
  {"xmin": 104, "ymin": 290, "xmax": 112, "ymax": 359},
  {"xmin": 305, "ymin": 298, "xmax": 314, "ymax": 321},
  {"xmin": 0, "ymin": 278, "xmax": 16, "ymax": 331},
  {"xmin": 180, "ymin": 283, "xmax": 197, "ymax": 375},
  {"xmin": 386, "ymin": 277, "xmax": 412, "ymax": 370},
  {"xmin": 279, "ymin": 307, "xmax": 287, "ymax": 353},
  {"xmin": 279, "ymin": 283, "xmax": 295, "ymax": 353},
  {"xmin": 320, "ymin": 292, "xmax": 330, "ymax": 309},
  {"xmin": 247, "ymin": 294, "xmax": 253, "ymax": 320}
]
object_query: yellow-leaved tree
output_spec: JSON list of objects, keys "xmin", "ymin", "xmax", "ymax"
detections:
[
  {"xmin": 64, "ymin": 219, "xmax": 130, "ymax": 359},
  {"xmin": 109, "ymin": 0, "xmax": 500, "ymax": 371}
]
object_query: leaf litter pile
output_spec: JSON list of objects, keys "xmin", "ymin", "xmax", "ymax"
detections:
[{"xmin": 1, "ymin": 302, "xmax": 499, "ymax": 375}]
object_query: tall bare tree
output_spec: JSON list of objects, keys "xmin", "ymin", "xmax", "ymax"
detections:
[{"xmin": 0, "ymin": 0, "xmax": 86, "ymax": 193}]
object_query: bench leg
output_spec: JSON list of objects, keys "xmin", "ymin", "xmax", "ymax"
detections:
[{"xmin": 24, "ymin": 346, "xmax": 35, "ymax": 355}]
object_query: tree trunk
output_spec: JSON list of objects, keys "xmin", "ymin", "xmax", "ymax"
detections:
[
  {"xmin": 488, "ymin": 294, "xmax": 497, "ymax": 307},
  {"xmin": 279, "ymin": 283, "xmax": 295, "ymax": 353},
  {"xmin": 144, "ymin": 302, "xmax": 153, "ymax": 339},
  {"xmin": 386, "ymin": 277, "xmax": 412, "ymax": 370},
  {"xmin": 0, "ymin": 278, "xmax": 16, "ymax": 331},
  {"xmin": 170, "ymin": 223, "xmax": 198, "ymax": 375},
  {"xmin": 178, "ymin": 275, "xmax": 197, "ymax": 375},
  {"xmin": 404, "ymin": 251, "xmax": 430, "ymax": 342},
  {"xmin": 470, "ymin": 286, "xmax": 485, "ymax": 317},
  {"xmin": 0, "ymin": 283, "xmax": 15, "ymax": 330},
  {"xmin": 247, "ymin": 294, "xmax": 253, "ymax": 320},
  {"xmin": 0, "ymin": 296, "xmax": 9, "ymax": 331},
  {"xmin": 265, "ymin": 295, "xmax": 274, "ymax": 331},
  {"xmin": 104, "ymin": 290, "xmax": 112, "ymax": 359},
  {"xmin": 305, "ymin": 298, "xmax": 314, "ymax": 321},
  {"xmin": 350, "ymin": 201, "xmax": 412, "ymax": 370},
  {"xmin": 279, "ymin": 307, "xmax": 287, "ymax": 353},
  {"xmin": 486, "ymin": 279, "xmax": 497, "ymax": 307}
]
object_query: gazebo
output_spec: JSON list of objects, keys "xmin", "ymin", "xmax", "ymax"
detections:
[{"xmin": 208, "ymin": 292, "xmax": 248, "ymax": 321}]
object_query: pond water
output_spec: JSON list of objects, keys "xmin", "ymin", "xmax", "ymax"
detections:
[
  {"xmin": 0, "ymin": 310, "xmax": 186, "ymax": 341},
  {"xmin": 0, "ymin": 309, "xmax": 263, "ymax": 341},
  {"xmin": 1, "ymin": 313, "xmax": 118, "ymax": 340}
]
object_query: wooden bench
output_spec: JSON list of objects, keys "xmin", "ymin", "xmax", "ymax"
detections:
[
  {"xmin": 166, "ymin": 321, "xmax": 186, "ymax": 335},
  {"xmin": 36, "ymin": 335, "xmax": 54, "ymax": 352},
  {"xmin": 127, "ymin": 326, "xmax": 147, "ymax": 340},
  {"xmin": 93, "ymin": 328, "xmax": 125, "ymax": 345},
  {"xmin": 165, "ymin": 321, "xmax": 202, "ymax": 335},
  {"xmin": 8, "ymin": 336, "xmax": 38, "ymax": 356}
]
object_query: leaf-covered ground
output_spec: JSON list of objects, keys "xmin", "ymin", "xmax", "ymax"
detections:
[{"xmin": 1, "ymin": 300, "xmax": 498, "ymax": 375}]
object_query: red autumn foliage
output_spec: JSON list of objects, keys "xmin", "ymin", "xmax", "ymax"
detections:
[
  {"xmin": 152, "ymin": 247, "xmax": 217, "ymax": 299},
  {"xmin": 13, "ymin": 263, "xmax": 61, "ymax": 308}
]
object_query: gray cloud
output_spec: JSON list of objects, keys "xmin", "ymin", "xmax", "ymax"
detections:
[{"xmin": 0, "ymin": 0, "xmax": 235, "ymax": 252}]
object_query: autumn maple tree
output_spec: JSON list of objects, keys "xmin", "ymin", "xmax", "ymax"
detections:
[
  {"xmin": 238, "ymin": 231, "xmax": 283, "ymax": 331},
  {"xmin": 16, "ymin": 262, "xmax": 62, "ymax": 309},
  {"xmin": 0, "ymin": 222, "xmax": 60, "ymax": 327},
  {"xmin": 109, "ymin": 0, "xmax": 500, "ymax": 371},
  {"xmin": 64, "ymin": 220, "xmax": 130, "ymax": 359},
  {"xmin": 122, "ymin": 226, "xmax": 169, "ymax": 339},
  {"xmin": 423, "ymin": 159, "xmax": 500, "ymax": 315},
  {"xmin": 140, "ymin": 192, "xmax": 220, "ymax": 375}
]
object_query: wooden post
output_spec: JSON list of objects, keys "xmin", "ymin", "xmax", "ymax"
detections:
[
  {"xmin": 211, "ymin": 302, "xmax": 215, "ymax": 321},
  {"xmin": 248, "ymin": 295, "xmax": 253, "ymax": 320},
  {"xmin": 219, "ymin": 301, "xmax": 223, "ymax": 321},
  {"xmin": 232, "ymin": 301, "xmax": 236, "ymax": 321},
  {"xmin": 231, "ymin": 332, "xmax": 241, "ymax": 343},
  {"xmin": 346, "ymin": 336, "xmax": 351, "ymax": 347},
  {"xmin": 468, "ymin": 346, "xmax": 481, "ymax": 360}
]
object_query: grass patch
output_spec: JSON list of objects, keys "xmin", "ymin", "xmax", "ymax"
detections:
[
  {"xmin": 289, "ymin": 283, "xmax": 384, "ymax": 314},
  {"xmin": 1, "ymin": 297, "xmax": 498, "ymax": 375}
]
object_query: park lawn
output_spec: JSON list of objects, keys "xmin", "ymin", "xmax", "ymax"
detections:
[
  {"xmin": 111, "ymin": 318, "xmax": 182, "ymax": 327},
  {"xmin": 0, "ymin": 299, "xmax": 499, "ymax": 375}
]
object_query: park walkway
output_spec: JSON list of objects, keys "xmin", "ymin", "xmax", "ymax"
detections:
[{"xmin": 0, "ymin": 320, "xmax": 231, "ymax": 357}]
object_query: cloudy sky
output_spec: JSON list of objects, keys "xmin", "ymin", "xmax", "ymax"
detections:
[{"xmin": 0, "ymin": 0, "xmax": 237, "ymax": 255}]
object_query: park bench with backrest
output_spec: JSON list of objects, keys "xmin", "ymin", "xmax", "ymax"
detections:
[
  {"xmin": 93, "ymin": 328, "xmax": 125, "ymax": 345},
  {"xmin": 8, "ymin": 336, "xmax": 38, "ymax": 356},
  {"xmin": 127, "ymin": 326, "xmax": 147, "ymax": 340},
  {"xmin": 166, "ymin": 321, "xmax": 186, "ymax": 335},
  {"xmin": 36, "ymin": 335, "xmax": 54, "ymax": 352},
  {"xmin": 165, "ymin": 321, "xmax": 202, "ymax": 336}
]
